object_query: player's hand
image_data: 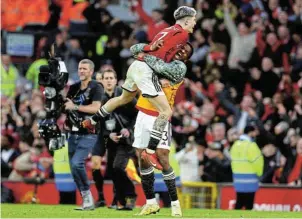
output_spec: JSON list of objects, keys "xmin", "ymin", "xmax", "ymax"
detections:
[
  {"xmin": 159, "ymin": 79, "xmax": 170, "ymax": 88},
  {"xmin": 136, "ymin": 52, "xmax": 146, "ymax": 61},
  {"xmin": 150, "ymin": 40, "xmax": 164, "ymax": 51},
  {"xmin": 82, "ymin": 118, "xmax": 95, "ymax": 133}
]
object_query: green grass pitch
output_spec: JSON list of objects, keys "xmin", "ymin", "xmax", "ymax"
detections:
[{"xmin": 1, "ymin": 204, "xmax": 302, "ymax": 218}]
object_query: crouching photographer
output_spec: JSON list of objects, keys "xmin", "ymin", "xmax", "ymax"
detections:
[{"xmin": 64, "ymin": 59, "xmax": 103, "ymax": 210}]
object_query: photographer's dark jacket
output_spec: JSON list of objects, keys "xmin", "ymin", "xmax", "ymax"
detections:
[
  {"xmin": 102, "ymin": 87, "xmax": 137, "ymax": 148},
  {"xmin": 66, "ymin": 80, "xmax": 103, "ymax": 134}
]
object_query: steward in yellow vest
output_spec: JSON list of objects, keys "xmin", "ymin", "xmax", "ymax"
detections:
[
  {"xmin": 230, "ymin": 125, "xmax": 264, "ymax": 210},
  {"xmin": 1, "ymin": 55, "xmax": 18, "ymax": 98}
]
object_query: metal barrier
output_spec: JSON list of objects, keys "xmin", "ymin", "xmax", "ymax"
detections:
[{"xmin": 177, "ymin": 182, "xmax": 218, "ymax": 209}]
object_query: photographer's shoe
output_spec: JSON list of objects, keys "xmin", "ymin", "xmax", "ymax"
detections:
[
  {"xmin": 95, "ymin": 200, "xmax": 106, "ymax": 208},
  {"xmin": 75, "ymin": 191, "xmax": 95, "ymax": 210}
]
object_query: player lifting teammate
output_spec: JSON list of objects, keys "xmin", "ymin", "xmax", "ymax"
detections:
[{"xmin": 82, "ymin": 6, "xmax": 196, "ymax": 170}]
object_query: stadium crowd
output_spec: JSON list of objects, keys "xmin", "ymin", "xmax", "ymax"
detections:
[{"xmin": 1, "ymin": 0, "xmax": 302, "ymax": 193}]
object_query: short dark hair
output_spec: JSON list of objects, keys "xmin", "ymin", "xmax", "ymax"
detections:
[
  {"xmin": 101, "ymin": 68, "xmax": 117, "ymax": 79},
  {"xmin": 186, "ymin": 42, "xmax": 194, "ymax": 59},
  {"xmin": 244, "ymin": 125, "xmax": 256, "ymax": 134}
]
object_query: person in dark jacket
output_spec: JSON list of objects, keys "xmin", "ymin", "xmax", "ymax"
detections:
[
  {"xmin": 92, "ymin": 68, "xmax": 138, "ymax": 210},
  {"xmin": 201, "ymin": 141, "xmax": 232, "ymax": 183}
]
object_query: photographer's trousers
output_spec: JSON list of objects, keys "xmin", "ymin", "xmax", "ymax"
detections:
[{"xmin": 68, "ymin": 134, "xmax": 97, "ymax": 192}]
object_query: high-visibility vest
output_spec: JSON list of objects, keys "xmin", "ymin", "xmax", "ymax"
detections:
[
  {"xmin": 96, "ymin": 35, "xmax": 109, "ymax": 56},
  {"xmin": 25, "ymin": 58, "xmax": 48, "ymax": 89},
  {"xmin": 1, "ymin": 64, "xmax": 18, "ymax": 98},
  {"xmin": 53, "ymin": 142, "xmax": 76, "ymax": 192},
  {"xmin": 230, "ymin": 137, "xmax": 264, "ymax": 193}
]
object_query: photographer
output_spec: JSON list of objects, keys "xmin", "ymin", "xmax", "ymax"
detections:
[
  {"xmin": 64, "ymin": 59, "xmax": 103, "ymax": 210},
  {"xmin": 93, "ymin": 68, "xmax": 137, "ymax": 210}
]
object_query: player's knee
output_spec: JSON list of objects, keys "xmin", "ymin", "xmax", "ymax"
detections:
[
  {"xmin": 140, "ymin": 156, "xmax": 151, "ymax": 169},
  {"xmin": 120, "ymin": 91, "xmax": 135, "ymax": 104},
  {"xmin": 157, "ymin": 149, "xmax": 170, "ymax": 171}
]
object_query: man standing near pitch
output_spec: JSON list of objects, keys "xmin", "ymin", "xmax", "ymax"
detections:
[{"xmin": 83, "ymin": 6, "xmax": 196, "ymax": 170}]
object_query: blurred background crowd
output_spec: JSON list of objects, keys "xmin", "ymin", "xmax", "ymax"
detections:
[{"xmin": 1, "ymin": 0, "xmax": 302, "ymax": 188}]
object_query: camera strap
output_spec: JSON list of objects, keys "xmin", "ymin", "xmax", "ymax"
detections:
[
  {"xmin": 111, "ymin": 87, "xmax": 126, "ymax": 129},
  {"xmin": 112, "ymin": 112, "xmax": 124, "ymax": 129}
]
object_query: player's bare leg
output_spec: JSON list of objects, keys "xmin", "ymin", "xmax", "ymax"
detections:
[
  {"xmin": 91, "ymin": 89, "xmax": 137, "ymax": 121},
  {"xmin": 135, "ymin": 149, "xmax": 160, "ymax": 215},
  {"xmin": 156, "ymin": 148, "xmax": 182, "ymax": 217},
  {"xmin": 141, "ymin": 95, "xmax": 172, "ymax": 170}
]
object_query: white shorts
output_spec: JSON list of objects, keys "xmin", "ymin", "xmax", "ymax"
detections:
[
  {"xmin": 133, "ymin": 111, "xmax": 171, "ymax": 150},
  {"xmin": 122, "ymin": 60, "xmax": 165, "ymax": 97}
]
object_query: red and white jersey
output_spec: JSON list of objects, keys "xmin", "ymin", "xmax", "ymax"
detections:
[{"xmin": 147, "ymin": 24, "xmax": 189, "ymax": 62}]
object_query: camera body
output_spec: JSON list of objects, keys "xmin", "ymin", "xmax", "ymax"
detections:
[{"xmin": 38, "ymin": 49, "xmax": 69, "ymax": 151}]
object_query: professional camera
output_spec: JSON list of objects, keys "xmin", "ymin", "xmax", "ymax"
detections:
[{"xmin": 38, "ymin": 44, "xmax": 68, "ymax": 151}]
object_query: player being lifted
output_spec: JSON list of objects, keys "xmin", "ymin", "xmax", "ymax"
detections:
[
  {"xmin": 82, "ymin": 6, "xmax": 196, "ymax": 170},
  {"xmin": 131, "ymin": 42, "xmax": 193, "ymax": 216}
]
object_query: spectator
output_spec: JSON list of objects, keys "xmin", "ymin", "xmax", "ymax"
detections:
[
  {"xmin": 1, "ymin": 0, "xmax": 22, "ymax": 31},
  {"xmin": 175, "ymin": 136, "xmax": 203, "ymax": 182},
  {"xmin": 201, "ymin": 141, "xmax": 232, "ymax": 183},
  {"xmin": 64, "ymin": 38, "xmax": 84, "ymax": 81},
  {"xmin": 9, "ymin": 137, "xmax": 52, "ymax": 181},
  {"xmin": 58, "ymin": 0, "xmax": 89, "ymax": 33},
  {"xmin": 216, "ymin": 81, "xmax": 258, "ymax": 134},
  {"xmin": 20, "ymin": 0, "xmax": 50, "ymax": 32},
  {"xmin": 249, "ymin": 57, "xmax": 281, "ymax": 98},
  {"xmin": 287, "ymin": 138, "xmax": 302, "ymax": 185},
  {"xmin": 1, "ymin": 135, "xmax": 19, "ymax": 178},
  {"xmin": 260, "ymin": 144, "xmax": 279, "ymax": 183},
  {"xmin": 130, "ymin": 0, "xmax": 169, "ymax": 42},
  {"xmin": 223, "ymin": 0, "xmax": 260, "ymax": 70},
  {"xmin": 25, "ymin": 48, "xmax": 48, "ymax": 89},
  {"xmin": 83, "ymin": 0, "xmax": 111, "ymax": 34},
  {"xmin": 1, "ymin": 54, "xmax": 19, "ymax": 98}
]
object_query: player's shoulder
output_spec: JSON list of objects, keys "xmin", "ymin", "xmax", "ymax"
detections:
[{"xmin": 166, "ymin": 24, "xmax": 187, "ymax": 33}]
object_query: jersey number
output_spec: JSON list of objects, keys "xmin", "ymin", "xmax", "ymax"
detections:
[
  {"xmin": 154, "ymin": 31, "xmax": 168, "ymax": 41},
  {"xmin": 162, "ymin": 131, "xmax": 168, "ymax": 141}
]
